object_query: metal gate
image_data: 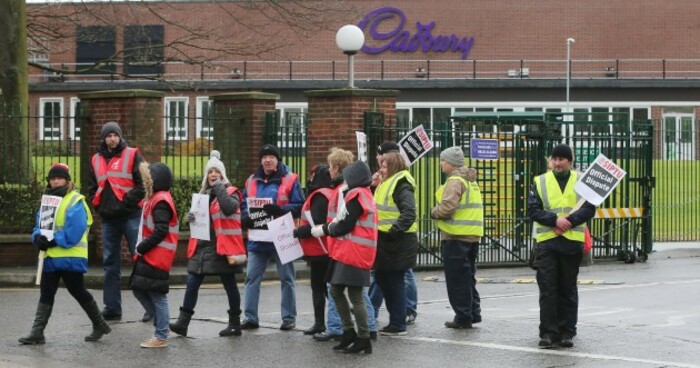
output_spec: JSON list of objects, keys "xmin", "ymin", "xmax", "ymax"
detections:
[{"xmin": 365, "ymin": 111, "xmax": 654, "ymax": 266}]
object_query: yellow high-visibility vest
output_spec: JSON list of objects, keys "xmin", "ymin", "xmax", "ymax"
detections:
[
  {"xmin": 534, "ymin": 171, "xmax": 585, "ymax": 243},
  {"xmin": 374, "ymin": 170, "xmax": 418, "ymax": 233},
  {"xmin": 46, "ymin": 191, "xmax": 92, "ymax": 259},
  {"xmin": 435, "ymin": 176, "xmax": 484, "ymax": 236}
]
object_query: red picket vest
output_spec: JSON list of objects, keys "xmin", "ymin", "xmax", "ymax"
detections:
[
  {"xmin": 299, "ymin": 188, "xmax": 333, "ymax": 256},
  {"xmin": 245, "ymin": 172, "xmax": 298, "ymax": 206},
  {"xmin": 139, "ymin": 191, "xmax": 179, "ymax": 272},
  {"xmin": 91, "ymin": 146, "xmax": 139, "ymax": 207},
  {"xmin": 187, "ymin": 186, "xmax": 245, "ymax": 258},
  {"xmin": 328, "ymin": 187, "xmax": 378, "ymax": 270}
]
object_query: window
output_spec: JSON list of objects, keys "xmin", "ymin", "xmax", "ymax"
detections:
[
  {"xmin": 124, "ymin": 25, "xmax": 164, "ymax": 75},
  {"xmin": 164, "ymin": 98, "xmax": 188, "ymax": 141},
  {"xmin": 76, "ymin": 26, "xmax": 116, "ymax": 74},
  {"xmin": 69, "ymin": 98, "xmax": 81, "ymax": 140},
  {"xmin": 196, "ymin": 97, "xmax": 213, "ymax": 139},
  {"xmin": 39, "ymin": 98, "xmax": 63, "ymax": 140}
]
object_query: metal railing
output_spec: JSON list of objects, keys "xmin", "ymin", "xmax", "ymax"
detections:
[{"xmin": 28, "ymin": 58, "xmax": 700, "ymax": 83}]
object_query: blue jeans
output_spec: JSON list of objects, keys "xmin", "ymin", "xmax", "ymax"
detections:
[
  {"xmin": 102, "ymin": 211, "xmax": 141, "ymax": 315},
  {"xmin": 133, "ymin": 289, "xmax": 169, "ymax": 339},
  {"xmin": 369, "ymin": 268, "xmax": 418, "ymax": 318},
  {"xmin": 243, "ymin": 250, "xmax": 296, "ymax": 323},
  {"xmin": 375, "ymin": 270, "xmax": 407, "ymax": 330},
  {"xmin": 442, "ymin": 240, "xmax": 480, "ymax": 324},
  {"xmin": 182, "ymin": 273, "xmax": 240, "ymax": 313},
  {"xmin": 326, "ymin": 284, "xmax": 376, "ymax": 335}
]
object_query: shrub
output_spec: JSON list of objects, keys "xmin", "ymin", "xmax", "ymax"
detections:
[{"xmin": 0, "ymin": 182, "xmax": 43, "ymax": 234}]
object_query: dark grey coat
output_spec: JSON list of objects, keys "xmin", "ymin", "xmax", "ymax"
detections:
[
  {"xmin": 187, "ymin": 183, "xmax": 243, "ymax": 275},
  {"xmin": 375, "ymin": 178, "xmax": 418, "ymax": 271}
]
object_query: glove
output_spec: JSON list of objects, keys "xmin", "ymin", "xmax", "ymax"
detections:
[
  {"xmin": 311, "ymin": 225, "xmax": 325, "ymax": 238},
  {"xmin": 263, "ymin": 204, "xmax": 285, "ymax": 217},
  {"xmin": 242, "ymin": 216, "xmax": 255, "ymax": 229},
  {"xmin": 211, "ymin": 179, "xmax": 226, "ymax": 193},
  {"xmin": 35, "ymin": 235, "xmax": 51, "ymax": 251},
  {"xmin": 186, "ymin": 211, "xmax": 196, "ymax": 223},
  {"xmin": 295, "ymin": 224, "xmax": 312, "ymax": 239},
  {"xmin": 136, "ymin": 241, "xmax": 149, "ymax": 256}
]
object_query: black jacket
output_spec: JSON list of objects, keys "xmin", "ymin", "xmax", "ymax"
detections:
[
  {"xmin": 527, "ymin": 170, "xmax": 596, "ymax": 255},
  {"xmin": 187, "ymin": 183, "xmax": 243, "ymax": 275},
  {"xmin": 375, "ymin": 179, "xmax": 418, "ymax": 271},
  {"xmin": 88, "ymin": 140, "xmax": 145, "ymax": 220}
]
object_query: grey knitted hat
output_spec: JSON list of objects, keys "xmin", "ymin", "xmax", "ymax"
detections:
[
  {"xmin": 200, "ymin": 150, "xmax": 229, "ymax": 192},
  {"xmin": 100, "ymin": 121, "xmax": 123, "ymax": 141},
  {"xmin": 440, "ymin": 146, "xmax": 465, "ymax": 167}
]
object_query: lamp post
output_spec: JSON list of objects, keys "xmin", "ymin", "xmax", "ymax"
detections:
[
  {"xmin": 335, "ymin": 25, "xmax": 365, "ymax": 88},
  {"xmin": 566, "ymin": 38, "xmax": 575, "ymax": 109}
]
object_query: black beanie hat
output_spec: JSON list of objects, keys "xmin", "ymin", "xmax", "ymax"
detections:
[
  {"xmin": 46, "ymin": 163, "xmax": 71, "ymax": 181},
  {"xmin": 100, "ymin": 121, "xmax": 123, "ymax": 141},
  {"xmin": 259, "ymin": 144, "xmax": 281, "ymax": 160},
  {"xmin": 551, "ymin": 144, "xmax": 573, "ymax": 162},
  {"xmin": 377, "ymin": 141, "xmax": 400, "ymax": 155}
]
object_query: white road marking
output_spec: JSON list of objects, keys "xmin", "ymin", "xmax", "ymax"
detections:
[{"xmin": 396, "ymin": 336, "xmax": 700, "ymax": 368}]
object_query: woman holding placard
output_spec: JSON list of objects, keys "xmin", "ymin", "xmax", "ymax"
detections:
[
  {"xmin": 170, "ymin": 151, "xmax": 246, "ymax": 338},
  {"xmin": 310, "ymin": 156, "xmax": 378, "ymax": 354},
  {"xmin": 19, "ymin": 163, "xmax": 111, "ymax": 345}
]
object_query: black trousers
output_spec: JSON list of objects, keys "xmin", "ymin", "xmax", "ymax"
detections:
[
  {"xmin": 308, "ymin": 256, "xmax": 331, "ymax": 324},
  {"xmin": 441, "ymin": 240, "xmax": 480, "ymax": 324},
  {"xmin": 39, "ymin": 270, "xmax": 94, "ymax": 306},
  {"xmin": 536, "ymin": 247, "xmax": 582, "ymax": 339}
]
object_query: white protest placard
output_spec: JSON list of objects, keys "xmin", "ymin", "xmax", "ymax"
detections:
[
  {"xmin": 356, "ymin": 131, "xmax": 368, "ymax": 163},
  {"xmin": 39, "ymin": 195, "xmax": 62, "ymax": 240},
  {"xmin": 189, "ymin": 193, "xmax": 210, "ymax": 241},
  {"xmin": 267, "ymin": 212, "xmax": 304, "ymax": 264},
  {"xmin": 574, "ymin": 153, "xmax": 627, "ymax": 206},
  {"xmin": 246, "ymin": 197, "xmax": 274, "ymax": 241},
  {"xmin": 398, "ymin": 124, "xmax": 434, "ymax": 167}
]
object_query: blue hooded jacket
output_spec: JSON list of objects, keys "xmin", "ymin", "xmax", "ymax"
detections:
[{"xmin": 241, "ymin": 162, "xmax": 305, "ymax": 254}]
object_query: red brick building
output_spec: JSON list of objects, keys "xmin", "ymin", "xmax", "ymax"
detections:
[{"xmin": 27, "ymin": 0, "xmax": 700, "ymax": 158}]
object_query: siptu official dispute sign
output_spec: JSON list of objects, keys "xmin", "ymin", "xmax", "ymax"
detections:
[
  {"xmin": 574, "ymin": 153, "xmax": 627, "ymax": 206},
  {"xmin": 398, "ymin": 124, "xmax": 433, "ymax": 167}
]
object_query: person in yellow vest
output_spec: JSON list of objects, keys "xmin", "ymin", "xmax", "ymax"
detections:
[
  {"xmin": 19, "ymin": 163, "xmax": 111, "ymax": 345},
  {"xmin": 430, "ymin": 146, "xmax": 482, "ymax": 329},
  {"xmin": 528, "ymin": 143, "xmax": 596, "ymax": 348},
  {"xmin": 130, "ymin": 162, "xmax": 179, "ymax": 348},
  {"xmin": 373, "ymin": 151, "xmax": 418, "ymax": 336}
]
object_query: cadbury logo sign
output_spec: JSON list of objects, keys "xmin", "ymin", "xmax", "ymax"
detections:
[{"xmin": 358, "ymin": 7, "xmax": 475, "ymax": 60}]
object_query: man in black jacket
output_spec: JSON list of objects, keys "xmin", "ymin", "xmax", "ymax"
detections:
[
  {"xmin": 528, "ymin": 144, "xmax": 596, "ymax": 348},
  {"xmin": 88, "ymin": 122, "xmax": 146, "ymax": 321}
]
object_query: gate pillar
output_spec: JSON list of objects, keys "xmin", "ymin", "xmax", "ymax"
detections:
[
  {"xmin": 77, "ymin": 89, "xmax": 165, "ymax": 265},
  {"xmin": 209, "ymin": 92, "xmax": 279, "ymax": 185},
  {"xmin": 305, "ymin": 88, "xmax": 399, "ymax": 167}
]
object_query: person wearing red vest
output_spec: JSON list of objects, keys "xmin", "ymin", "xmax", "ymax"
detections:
[
  {"xmin": 311, "ymin": 160, "xmax": 378, "ymax": 354},
  {"xmin": 130, "ymin": 162, "xmax": 178, "ymax": 348},
  {"xmin": 170, "ymin": 151, "xmax": 246, "ymax": 338},
  {"xmin": 293, "ymin": 164, "xmax": 335, "ymax": 336},
  {"xmin": 239, "ymin": 144, "xmax": 305, "ymax": 331},
  {"xmin": 87, "ymin": 121, "xmax": 146, "ymax": 321}
]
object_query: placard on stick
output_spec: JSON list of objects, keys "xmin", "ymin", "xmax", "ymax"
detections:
[
  {"xmin": 397, "ymin": 124, "xmax": 433, "ymax": 167},
  {"xmin": 574, "ymin": 153, "xmax": 627, "ymax": 206}
]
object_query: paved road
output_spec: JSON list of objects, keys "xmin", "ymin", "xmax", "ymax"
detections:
[{"xmin": 2, "ymin": 245, "xmax": 699, "ymax": 368}]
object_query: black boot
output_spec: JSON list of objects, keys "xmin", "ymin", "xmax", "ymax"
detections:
[
  {"xmin": 303, "ymin": 322, "xmax": 326, "ymax": 335},
  {"xmin": 343, "ymin": 337, "xmax": 372, "ymax": 354},
  {"xmin": 170, "ymin": 307, "xmax": 194, "ymax": 337},
  {"xmin": 219, "ymin": 310, "xmax": 242, "ymax": 337},
  {"xmin": 81, "ymin": 299, "xmax": 112, "ymax": 341},
  {"xmin": 332, "ymin": 329, "xmax": 357, "ymax": 351},
  {"xmin": 19, "ymin": 303, "xmax": 53, "ymax": 345}
]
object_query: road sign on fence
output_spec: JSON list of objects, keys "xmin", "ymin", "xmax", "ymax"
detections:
[{"xmin": 470, "ymin": 138, "xmax": 499, "ymax": 160}]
